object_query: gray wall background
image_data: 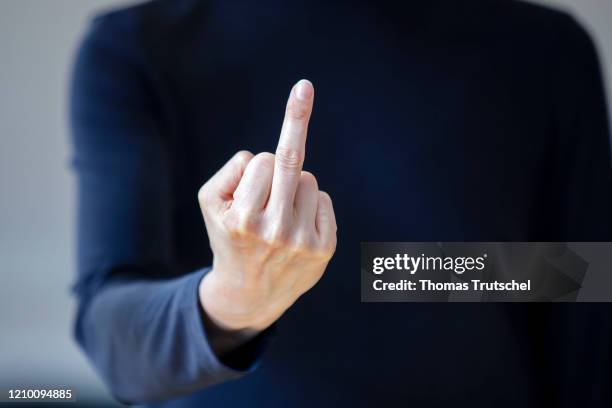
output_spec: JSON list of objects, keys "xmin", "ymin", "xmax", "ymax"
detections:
[{"xmin": 0, "ymin": 0, "xmax": 611, "ymax": 403}]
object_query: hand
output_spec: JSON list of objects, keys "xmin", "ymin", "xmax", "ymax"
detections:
[{"xmin": 197, "ymin": 80, "xmax": 337, "ymax": 337}]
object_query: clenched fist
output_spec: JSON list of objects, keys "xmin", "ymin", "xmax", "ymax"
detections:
[{"xmin": 198, "ymin": 80, "xmax": 337, "ymax": 344}]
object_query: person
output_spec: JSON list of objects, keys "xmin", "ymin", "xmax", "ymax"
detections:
[{"xmin": 70, "ymin": 0, "xmax": 612, "ymax": 406}]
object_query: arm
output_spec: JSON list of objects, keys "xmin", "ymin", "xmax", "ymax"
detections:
[
  {"xmin": 70, "ymin": 16, "xmax": 336, "ymax": 404},
  {"xmin": 70, "ymin": 17, "xmax": 265, "ymax": 403}
]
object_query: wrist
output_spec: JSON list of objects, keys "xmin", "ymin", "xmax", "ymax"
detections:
[
  {"xmin": 199, "ymin": 269, "xmax": 268, "ymax": 332},
  {"xmin": 199, "ymin": 271, "xmax": 263, "ymax": 358}
]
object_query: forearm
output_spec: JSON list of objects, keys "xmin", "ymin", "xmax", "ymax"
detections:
[{"xmin": 75, "ymin": 268, "xmax": 254, "ymax": 404}]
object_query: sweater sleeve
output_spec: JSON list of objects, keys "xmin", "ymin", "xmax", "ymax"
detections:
[
  {"xmin": 550, "ymin": 14, "xmax": 612, "ymax": 241},
  {"xmin": 69, "ymin": 15, "xmax": 271, "ymax": 404}
]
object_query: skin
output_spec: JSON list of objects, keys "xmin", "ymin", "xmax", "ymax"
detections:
[{"xmin": 197, "ymin": 80, "xmax": 337, "ymax": 356}]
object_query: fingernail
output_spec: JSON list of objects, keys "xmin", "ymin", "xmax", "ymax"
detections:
[{"xmin": 295, "ymin": 79, "xmax": 313, "ymax": 101}]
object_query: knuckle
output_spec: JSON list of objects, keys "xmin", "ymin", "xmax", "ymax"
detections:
[
  {"xmin": 197, "ymin": 183, "xmax": 211, "ymax": 205},
  {"xmin": 235, "ymin": 150, "xmax": 254, "ymax": 164},
  {"xmin": 222, "ymin": 208, "xmax": 256, "ymax": 235},
  {"xmin": 319, "ymin": 190, "xmax": 332, "ymax": 205},
  {"xmin": 264, "ymin": 222, "xmax": 290, "ymax": 245},
  {"xmin": 319, "ymin": 230, "xmax": 337, "ymax": 257},
  {"xmin": 276, "ymin": 147, "xmax": 303, "ymax": 172},
  {"xmin": 315, "ymin": 242, "xmax": 336, "ymax": 261},
  {"xmin": 328, "ymin": 235, "xmax": 338, "ymax": 254},
  {"xmin": 291, "ymin": 233, "xmax": 313, "ymax": 251},
  {"xmin": 221, "ymin": 212, "xmax": 240, "ymax": 234},
  {"xmin": 300, "ymin": 171, "xmax": 318, "ymax": 190},
  {"xmin": 252, "ymin": 152, "xmax": 275, "ymax": 171},
  {"xmin": 286, "ymin": 99, "xmax": 308, "ymax": 120},
  {"xmin": 236, "ymin": 211, "xmax": 257, "ymax": 232},
  {"xmin": 303, "ymin": 246, "xmax": 330, "ymax": 263}
]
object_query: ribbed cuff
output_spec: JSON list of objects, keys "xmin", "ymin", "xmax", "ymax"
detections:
[{"xmin": 185, "ymin": 268, "xmax": 276, "ymax": 381}]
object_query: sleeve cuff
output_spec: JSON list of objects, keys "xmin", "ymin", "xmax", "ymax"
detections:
[{"xmin": 184, "ymin": 268, "xmax": 276, "ymax": 380}]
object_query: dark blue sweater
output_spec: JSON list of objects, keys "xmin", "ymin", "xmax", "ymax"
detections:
[{"xmin": 70, "ymin": 0, "xmax": 612, "ymax": 406}]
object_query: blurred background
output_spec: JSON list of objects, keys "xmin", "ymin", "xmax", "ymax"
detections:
[{"xmin": 0, "ymin": 0, "xmax": 611, "ymax": 405}]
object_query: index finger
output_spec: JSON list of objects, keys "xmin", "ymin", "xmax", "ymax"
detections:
[{"xmin": 268, "ymin": 79, "xmax": 315, "ymax": 213}]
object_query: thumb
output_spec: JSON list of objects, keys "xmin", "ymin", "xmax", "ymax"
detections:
[{"xmin": 199, "ymin": 150, "xmax": 253, "ymax": 210}]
